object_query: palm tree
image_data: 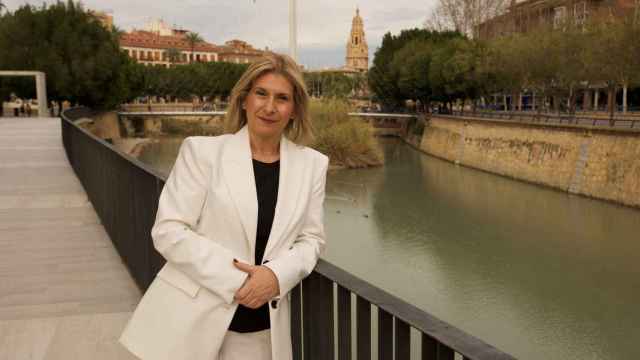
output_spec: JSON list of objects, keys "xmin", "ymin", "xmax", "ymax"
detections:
[
  {"xmin": 185, "ymin": 32, "xmax": 204, "ymax": 63},
  {"xmin": 0, "ymin": 1, "xmax": 6, "ymax": 14}
]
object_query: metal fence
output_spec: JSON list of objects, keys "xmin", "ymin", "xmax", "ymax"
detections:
[
  {"xmin": 61, "ymin": 107, "xmax": 516, "ymax": 360},
  {"xmin": 444, "ymin": 110, "xmax": 639, "ymax": 130}
]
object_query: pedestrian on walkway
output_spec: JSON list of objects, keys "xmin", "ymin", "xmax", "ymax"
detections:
[
  {"xmin": 25, "ymin": 100, "xmax": 33, "ymax": 117},
  {"xmin": 14, "ymin": 97, "xmax": 23, "ymax": 117}
]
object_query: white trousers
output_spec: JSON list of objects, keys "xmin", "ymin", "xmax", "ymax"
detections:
[{"xmin": 218, "ymin": 330, "xmax": 272, "ymax": 360}]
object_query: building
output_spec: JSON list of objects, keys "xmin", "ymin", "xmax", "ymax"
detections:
[
  {"xmin": 476, "ymin": 0, "xmax": 637, "ymax": 40},
  {"xmin": 217, "ymin": 40, "xmax": 265, "ymax": 64},
  {"xmin": 475, "ymin": 0, "xmax": 639, "ymax": 112},
  {"xmin": 345, "ymin": 8, "xmax": 369, "ymax": 73},
  {"xmin": 119, "ymin": 19, "xmax": 265, "ymax": 67}
]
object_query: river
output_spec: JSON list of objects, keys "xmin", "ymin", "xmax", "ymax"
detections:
[{"xmin": 134, "ymin": 137, "xmax": 640, "ymax": 359}]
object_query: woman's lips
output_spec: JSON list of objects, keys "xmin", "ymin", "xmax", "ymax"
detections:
[{"xmin": 258, "ymin": 116, "xmax": 278, "ymax": 123}]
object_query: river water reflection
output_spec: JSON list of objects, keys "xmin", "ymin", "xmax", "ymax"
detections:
[{"xmin": 135, "ymin": 137, "xmax": 640, "ymax": 360}]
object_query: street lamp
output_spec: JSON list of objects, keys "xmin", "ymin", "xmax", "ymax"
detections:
[{"xmin": 289, "ymin": 0, "xmax": 297, "ymax": 61}]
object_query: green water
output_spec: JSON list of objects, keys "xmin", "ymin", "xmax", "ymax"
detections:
[{"xmin": 134, "ymin": 137, "xmax": 640, "ymax": 359}]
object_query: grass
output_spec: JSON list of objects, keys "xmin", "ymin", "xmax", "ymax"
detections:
[{"xmin": 309, "ymin": 98, "xmax": 383, "ymax": 168}]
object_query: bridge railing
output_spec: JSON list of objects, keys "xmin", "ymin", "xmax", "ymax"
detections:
[
  {"xmin": 444, "ymin": 110, "xmax": 639, "ymax": 129},
  {"xmin": 61, "ymin": 107, "xmax": 516, "ymax": 360}
]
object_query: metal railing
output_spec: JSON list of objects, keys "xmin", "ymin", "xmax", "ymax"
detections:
[
  {"xmin": 348, "ymin": 113, "xmax": 414, "ymax": 130},
  {"xmin": 120, "ymin": 103, "xmax": 228, "ymax": 113},
  {"xmin": 443, "ymin": 110, "xmax": 640, "ymax": 130},
  {"xmin": 61, "ymin": 107, "xmax": 516, "ymax": 360},
  {"xmin": 118, "ymin": 111, "xmax": 226, "ymax": 117}
]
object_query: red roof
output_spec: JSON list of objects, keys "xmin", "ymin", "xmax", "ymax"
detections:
[{"xmin": 119, "ymin": 31, "xmax": 220, "ymax": 53}]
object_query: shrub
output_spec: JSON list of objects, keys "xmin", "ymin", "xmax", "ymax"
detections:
[{"xmin": 309, "ymin": 99, "xmax": 383, "ymax": 168}]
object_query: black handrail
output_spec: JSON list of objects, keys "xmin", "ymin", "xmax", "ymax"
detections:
[{"xmin": 61, "ymin": 107, "xmax": 516, "ymax": 360}]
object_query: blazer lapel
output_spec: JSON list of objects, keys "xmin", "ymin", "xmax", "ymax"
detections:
[
  {"xmin": 263, "ymin": 137, "xmax": 306, "ymax": 261},
  {"xmin": 221, "ymin": 126, "xmax": 258, "ymax": 261}
]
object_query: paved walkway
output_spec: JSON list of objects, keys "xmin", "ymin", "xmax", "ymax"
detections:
[{"xmin": 0, "ymin": 117, "xmax": 140, "ymax": 359}]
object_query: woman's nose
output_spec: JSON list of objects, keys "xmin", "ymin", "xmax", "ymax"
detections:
[{"xmin": 264, "ymin": 97, "xmax": 276, "ymax": 113}]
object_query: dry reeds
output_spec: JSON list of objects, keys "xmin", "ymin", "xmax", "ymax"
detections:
[{"xmin": 309, "ymin": 99, "xmax": 383, "ymax": 168}]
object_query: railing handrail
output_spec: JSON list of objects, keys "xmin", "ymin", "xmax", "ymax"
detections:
[
  {"xmin": 315, "ymin": 260, "xmax": 514, "ymax": 359},
  {"xmin": 118, "ymin": 111, "xmax": 415, "ymax": 118},
  {"xmin": 62, "ymin": 107, "xmax": 168, "ymax": 181},
  {"xmin": 61, "ymin": 107, "xmax": 516, "ymax": 360},
  {"xmin": 118, "ymin": 111, "xmax": 227, "ymax": 116},
  {"xmin": 443, "ymin": 110, "xmax": 639, "ymax": 130},
  {"xmin": 348, "ymin": 112, "xmax": 418, "ymax": 118}
]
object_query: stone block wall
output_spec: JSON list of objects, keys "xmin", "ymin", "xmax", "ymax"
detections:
[
  {"xmin": 415, "ymin": 116, "xmax": 640, "ymax": 208},
  {"xmin": 579, "ymin": 133, "xmax": 640, "ymax": 207}
]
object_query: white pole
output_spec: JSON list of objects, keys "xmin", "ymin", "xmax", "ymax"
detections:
[
  {"xmin": 623, "ymin": 84, "xmax": 628, "ymax": 114},
  {"xmin": 35, "ymin": 72, "xmax": 48, "ymax": 118},
  {"xmin": 289, "ymin": 0, "xmax": 297, "ymax": 62}
]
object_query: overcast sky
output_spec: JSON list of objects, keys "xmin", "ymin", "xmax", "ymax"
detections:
[{"xmin": 4, "ymin": 0, "xmax": 438, "ymax": 69}]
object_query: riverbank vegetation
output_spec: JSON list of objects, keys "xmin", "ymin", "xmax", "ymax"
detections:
[
  {"xmin": 369, "ymin": 16, "xmax": 640, "ymax": 117},
  {"xmin": 309, "ymin": 99, "xmax": 383, "ymax": 168}
]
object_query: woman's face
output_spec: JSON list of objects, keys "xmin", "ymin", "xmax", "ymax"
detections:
[{"xmin": 243, "ymin": 72, "xmax": 295, "ymax": 142}]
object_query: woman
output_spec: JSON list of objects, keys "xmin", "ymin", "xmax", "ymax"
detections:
[{"xmin": 119, "ymin": 52, "xmax": 329, "ymax": 360}]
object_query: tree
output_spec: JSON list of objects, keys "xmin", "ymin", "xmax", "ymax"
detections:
[
  {"xmin": 487, "ymin": 33, "xmax": 534, "ymax": 111},
  {"xmin": 550, "ymin": 25, "xmax": 591, "ymax": 114},
  {"xmin": 368, "ymin": 28, "xmax": 462, "ymax": 110},
  {"xmin": 185, "ymin": 32, "xmax": 204, "ymax": 63},
  {"xmin": 0, "ymin": 1, "xmax": 134, "ymax": 109},
  {"xmin": 390, "ymin": 39, "xmax": 435, "ymax": 110},
  {"xmin": 587, "ymin": 15, "xmax": 640, "ymax": 119},
  {"xmin": 425, "ymin": 0, "xmax": 508, "ymax": 38},
  {"xmin": 429, "ymin": 38, "xmax": 479, "ymax": 111},
  {"xmin": 304, "ymin": 71, "xmax": 362, "ymax": 99},
  {"xmin": 134, "ymin": 61, "xmax": 247, "ymax": 102}
]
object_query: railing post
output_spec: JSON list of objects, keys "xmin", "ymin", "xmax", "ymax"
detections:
[
  {"xmin": 378, "ymin": 308, "xmax": 393, "ymax": 360},
  {"xmin": 422, "ymin": 334, "xmax": 437, "ymax": 360},
  {"xmin": 338, "ymin": 285, "xmax": 352, "ymax": 360},
  {"xmin": 302, "ymin": 272, "xmax": 334, "ymax": 360},
  {"xmin": 291, "ymin": 284, "xmax": 303, "ymax": 360},
  {"xmin": 395, "ymin": 318, "xmax": 411, "ymax": 360},
  {"xmin": 357, "ymin": 296, "xmax": 371, "ymax": 360}
]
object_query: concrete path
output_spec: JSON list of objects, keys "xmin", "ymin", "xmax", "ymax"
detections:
[{"xmin": 0, "ymin": 117, "xmax": 140, "ymax": 360}]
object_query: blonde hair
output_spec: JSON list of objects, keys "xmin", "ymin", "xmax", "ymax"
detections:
[{"xmin": 224, "ymin": 52, "xmax": 313, "ymax": 144}]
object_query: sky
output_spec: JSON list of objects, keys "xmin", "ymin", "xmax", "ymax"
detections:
[{"xmin": 3, "ymin": 0, "xmax": 438, "ymax": 69}]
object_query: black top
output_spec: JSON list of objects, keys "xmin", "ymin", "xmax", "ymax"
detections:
[{"xmin": 228, "ymin": 159, "xmax": 279, "ymax": 333}]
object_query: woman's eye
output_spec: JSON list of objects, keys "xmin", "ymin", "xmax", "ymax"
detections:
[
  {"xmin": 278, "ymin": 96, "xmax": 290, "ymax": 101},
  {"xmin": 255, "ymin": 90, "xmax": 267, "ymax": 96}
]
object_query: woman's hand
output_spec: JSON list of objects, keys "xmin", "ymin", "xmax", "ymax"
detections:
[{"xmin": 233, "ymin": 260, "xmax": 280, "ymax": 309}]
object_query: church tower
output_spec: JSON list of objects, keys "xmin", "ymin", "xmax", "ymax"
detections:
[{"xmin": 346, "ymin": 8, "xmax": 368, "ymax": 73}]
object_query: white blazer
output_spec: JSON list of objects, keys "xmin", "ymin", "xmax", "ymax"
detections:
[{"xmin": 119, "ymin": 126, "xmax": 329, "ymax": 360}]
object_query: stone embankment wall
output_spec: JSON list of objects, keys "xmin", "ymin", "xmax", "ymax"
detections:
[
  {"xmin": 80, "ymin": 112, "xmax": 224, "ymax": 139},
  {"xmin": 408, "ymin": 116, "xmax": 640, "ymax": 208}
]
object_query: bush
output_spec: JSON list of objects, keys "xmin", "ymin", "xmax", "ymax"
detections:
[{"xmin": 309, "ymin": 99, "xmax": 383, "ymax": 168}]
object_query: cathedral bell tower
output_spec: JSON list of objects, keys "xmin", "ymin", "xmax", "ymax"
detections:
[{"xmin": 346, "ymin": 7, "xmax": 368, "ymax": 73}]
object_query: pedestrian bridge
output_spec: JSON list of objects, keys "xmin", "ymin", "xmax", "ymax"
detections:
[
  {"xmin": 0, "ymin": 112, "xmax": 514, "ymax": 359},
  {"xmin": 0, "ymin": 116, "xmax": 140, "ymax": 359}
]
